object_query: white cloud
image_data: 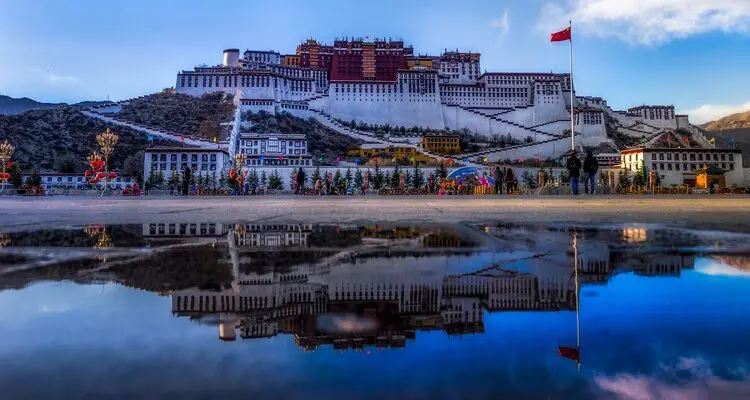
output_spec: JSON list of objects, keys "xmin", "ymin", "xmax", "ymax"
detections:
[
  {"xmin": 29, "ymin": 66, "xmax": 79, "ymax": 86},
  {"xmin": 537, "ymin": 0, "xmax": 750, "ymax": 45},
  {"xmin": 679, "ymin": 101, "xmax": 750, "ymax": 124},
  {"xmin": 47, "ymin": 73, "xmax": 78, "ymax": 84},
  {"xmin": 491, "ymin": 10, "xmax": 510, "ymax": 42},
  {"xmin": 595, "ymin": 357, "xmax": 750, "ymax": 399}
]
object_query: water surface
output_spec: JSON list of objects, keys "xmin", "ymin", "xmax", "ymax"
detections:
[{"xmin": 1, "ymin": 222, "xmax": 749, "ymax": 399}]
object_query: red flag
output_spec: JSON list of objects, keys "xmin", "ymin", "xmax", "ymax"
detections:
[
  {"xmin": 551, "ymin": 27, "xmax": 572, "ymax": 42},
  {"xmin": 558, "ymin": 346, "xmax": 580, "ymax": 362}
]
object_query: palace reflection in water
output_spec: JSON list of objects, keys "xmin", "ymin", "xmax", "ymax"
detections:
[
  {"xmin": 137, "ymin": 222, "xmax": 699, "ymax": 350},
  {"xmin": 2, "ymin": 220, "xmax": 749, "ymax": 400}
]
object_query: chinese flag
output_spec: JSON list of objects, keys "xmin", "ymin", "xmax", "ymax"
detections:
[
  {"xmin": 551, "ymin": 27, "xmax": 572, "ymax": 42},
  {"xmin": 558, "ymin": 346, "xmax": 580, "ymax": 362}
]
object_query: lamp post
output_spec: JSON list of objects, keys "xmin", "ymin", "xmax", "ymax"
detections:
[
  {"xmin": 96, "ymin": 128, "xmax": 119, "ymax": 195},
  {"xmin": 234, "ymin": 153, "xmax": 247, "ymax": 170},
  {"xmin": 0, "ymin": 140, "xmax": 15, "ymax": 194}
]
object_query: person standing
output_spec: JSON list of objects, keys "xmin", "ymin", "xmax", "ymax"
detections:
[
  {"xmin": 566, "ymin": 152, "xmax": 582, "ymax": 195},
  {"xmin": 297, "ymin": 167, "xmax": 305, "ymax": 195},
  {"xmin": 494, "ymin": 167, "xmax": 504, "ymax": 194},
  {"xmin": 583, "ymin": 150, "xmax": 599, "ymax": 195},
  {"xmin": 504, "ymin": 167, "xmax": 515, "ymax": 194},
  {"xmin": 182, "ymin": 167, "xmax": 191, "ymax": 196}
]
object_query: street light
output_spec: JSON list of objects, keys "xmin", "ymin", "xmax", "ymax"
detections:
[
  {"xmin": 96, "ymin": 128, "xmax": 119, "ymax": 195},
  {"xmin": 234, "ymin": 153, "xmax": 247, "ymax": 169},
  {"xmin": 0, "ymin": 140, "xmax": 15, "ymax": 194}
]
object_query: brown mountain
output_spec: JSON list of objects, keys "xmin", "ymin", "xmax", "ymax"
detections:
[{"xmin": 702, "ymin": 110, "xmax": 750, "ymax": 131}]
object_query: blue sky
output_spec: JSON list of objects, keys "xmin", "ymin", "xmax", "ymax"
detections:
[{"xmin": 1, "ymin": 0, "xmax": 749, "ymax": 123}]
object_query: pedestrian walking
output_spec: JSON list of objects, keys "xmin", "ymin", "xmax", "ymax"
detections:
[
  {"xmin": 567, "ymin": 152, "xmax": 582, "ymax": 195},
  {"xmin": 583, "ymin": 150, "xmax": 599, "ymax": 195}
]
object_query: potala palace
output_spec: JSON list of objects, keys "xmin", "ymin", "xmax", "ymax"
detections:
[{"xmin": 171, "ymin": 37, "xmax": 714, "ymax": 162}]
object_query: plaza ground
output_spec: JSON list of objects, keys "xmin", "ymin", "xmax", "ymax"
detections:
[{"xmin": 2, "ymin": 195, "xmax": 750, "ymax": 233}]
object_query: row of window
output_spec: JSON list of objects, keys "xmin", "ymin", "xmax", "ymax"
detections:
[
  {"xmin": 623, "ymin": 152, "xmax": 736, "ymax": 163},
  {"xmin": 651, "ymin": 152, "xmax": 733, "ymax": 162},
  {"xmin": 241, "ymin": 148, "xmax": 307, "ymax": 155},
  {"xmin": 151, "ymin": 163, "xmax": 218, "ymax": 171},
  {"xmin": 651, "ymin": 163, "xmax": 734, "ymax": 171},
  {"xmin": 245, "ymin": 159, "xmax": 311, "ymax": 166},
  {"xmin": 241, "ymin": 140, "xmax": 306, "ymax": 147},
  {"xmin": 151, "ymin": 153, "xmax": 218, "ymax": 162},
  {"xmin": 43, "ymin": 176, "xmax": 131, "ymax": 183}
]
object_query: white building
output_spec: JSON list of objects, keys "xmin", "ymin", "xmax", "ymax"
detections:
[
  {"xmin": 238, "ymin": 133, "xmax": 312, "ymax": 167},
  {"xmin": 173, "ymin": 43, "xmax": 725, "ymax": 163},
  {"xmin": 143, "ymin": 147, "xmax": 230, "ymax": 183},
  {"xmin": 21, "ymin": 172, "xmax": 136, "ymax": 190},
  {"xmin": 620, "ymin": 147, "xmax": 743, "ymax": 186}
]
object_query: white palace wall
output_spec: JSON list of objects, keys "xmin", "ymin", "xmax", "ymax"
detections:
[{"xmin": 327, "ymin": 90, "xmax": 444, "ymax": 129}]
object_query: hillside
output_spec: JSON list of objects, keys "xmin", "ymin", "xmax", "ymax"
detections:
[
  {"xmin": 706, "ymin": 128, "xmax": 750, "ymax": 166},
  {"xmin": 117, "ymin": 91, "xmax": 235, "ymax": 140},
  {"xmin": 243, "ymin": 111, "xmax": 362, "ymax": 164},
  {"xmin": 0, "ymin": 94, "xmax": 64, "ymax": 115},
  {"xmin": 0, "ymin": 106, "xmax": 178, "ymax": 173},
  {"xmin": 703, "ymin": 110, "xmax": 750, "ymax": 131}
]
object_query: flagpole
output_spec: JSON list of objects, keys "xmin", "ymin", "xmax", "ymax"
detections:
[
  {"xmin": 573, "ymin": 231, "xmax": 581, "ymax": 371},
  {"xmin": 569, "ymin": 20, "xmax": 575, "ymax": 152}
]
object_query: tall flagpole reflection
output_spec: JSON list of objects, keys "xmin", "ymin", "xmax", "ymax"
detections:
[
  {"xmin": 573, "ymin": 231, "xmax": 581, "ymax": 371},
  {"xmin": 558, "ymin": 230, "xmax": 581, "ymax": 370}
]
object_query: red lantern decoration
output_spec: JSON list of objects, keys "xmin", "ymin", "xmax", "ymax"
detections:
[
  {"xmin": 108, "ymin": 172, "xmax": 117, "ymax": 179},
  {"xmin": 84, "ymin": 170, "xmax": 92, "ymax": 177},
  {"xmin": 95, "ymin": 172, "xmax": 106, "ymax": 180},
  {"xmin": 88, "ymin": 179, "xmax": 99, "ymax": 184},
  {"xmin": 229, "ymin": 169, "xmax": 237, "ymax": 179},
  {"xmin": 6, "ymin": 161, "xmax": 14, "ymax": 168}
]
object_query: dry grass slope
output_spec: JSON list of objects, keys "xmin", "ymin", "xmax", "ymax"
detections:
[{"xmin": 117, "ymin": 91, "xmax": 235, "ymax": 140}]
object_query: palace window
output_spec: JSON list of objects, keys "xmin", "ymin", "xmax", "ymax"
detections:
[{"xmin": 729, "ymin": 154, "xmax": 734, "ymax": 161}]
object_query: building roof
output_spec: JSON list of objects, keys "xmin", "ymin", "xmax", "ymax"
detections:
[
  {"xmin": 239, "ymin": 133, "xmax": 306, "ymax": 140},
  {"xmin": 144, "ymin": 147, "xmax": 230, "ymax": 154},
  {"xmin": 628, "ymin": 105, "xmax": 675, "ymax": 110},
  {"xmin": 620, "ymin": 147, "xmax": 742, "ymax": 154},
  {"xmin": 696, "ymin": 165, "xmax": 727, "ymax": 174}
]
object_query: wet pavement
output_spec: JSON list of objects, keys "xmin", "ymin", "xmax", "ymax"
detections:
[{"xmin": 0, "ymin": 222, "xmax": 749, "ymax": 399}]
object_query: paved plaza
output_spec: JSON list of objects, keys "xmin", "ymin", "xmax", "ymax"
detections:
[{"xmin": 1, "ymin": 195, "xmax": 750, "ymax": 233}]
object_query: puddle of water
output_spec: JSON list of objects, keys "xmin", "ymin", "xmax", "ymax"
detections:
[{"xmin": 0, "ymin": 222, "xmax": 749, "ymax": 399}]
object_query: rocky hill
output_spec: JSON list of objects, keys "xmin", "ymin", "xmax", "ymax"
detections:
[
  {"xmin": 243, "ymin": 111, "xmax": 362, "ymax": 164},
  {"xmin": 0, "ymin": 106, "xmax": 178, "ymax": 173},
  {"xmin": 116, "ymin": 90, "xmax": 235, "ymax": 140},
  {"xmin": 703, "ymin": 110, "xmax": 750, "ymax": 131},
  {"xmin": 0, "ymin": 94, "xmax": 64, "ymax": 115}
]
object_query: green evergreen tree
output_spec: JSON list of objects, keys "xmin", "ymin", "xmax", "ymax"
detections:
[
  {"xmin": 219, "ymin": 170, "xmax": 227, "ymax": 188},
  {"xmin": 167, "ymin": 170, "xmax": 180, "ymax": 191},
  {"xmin": 312, "ymin": 166, "xmax": 321, "ymax": 183},
  {"xmin": 390, "ymin": 165, "xmax": 401, "ymax": 188},
  {"xmin": 28, "ymin": 169, "xmax": 42, "ymax": 187},
  {"xmin": 345, "ymin": 167, "xmax": 353, "ymax": 184},
  {"xmin": 268, "ymin": 169, "xmax": 284, "ymax": 190},
  {"xmin": 383, "ymin": 170, "xmax": 392, "ymax": 189},
  {"xmin": 436, "ymin": 161, "xmax": 448, "ymax": 179},
  {"xmin": 412, "ymin": 165, "xmax": 425, "ymax": 189},
  {"xmin": 521, "ymin": 170, "xmax": 537, "ymax": 189},
  {"xmin": 616, "ymin": 169, "xmax": 631, "ymax": 193},
  {"xmin": 333, "ymin": 170, "xmax": 343, "ymax": 187},
  {"xmin": 209, "ymin": 171, "xmax": 217, "ymax": 189},
  {"xmin": 373, "ymin": 161, "xmax": 384, "ymax": 190},
  {"xmin": 8, "ymin": 163, "xmax": 22, "ymax": 189},
  {"xmin": 156, "ymin": 170, "xmax": 165, "ymax": 188},
  {"xmin": 404, "ymin": 169, "xmax": 413, "ymax": 188},
  {"xmin": 354, "ymin": 168, "xmax": 363, "ymax": 190},
  {"xmin": 260, "ymin": 170, "xmax": 268, "ymax": 187},
  {"xmin": 248, "ymin": 169, "xmax": 259, "ymax": 186}
]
